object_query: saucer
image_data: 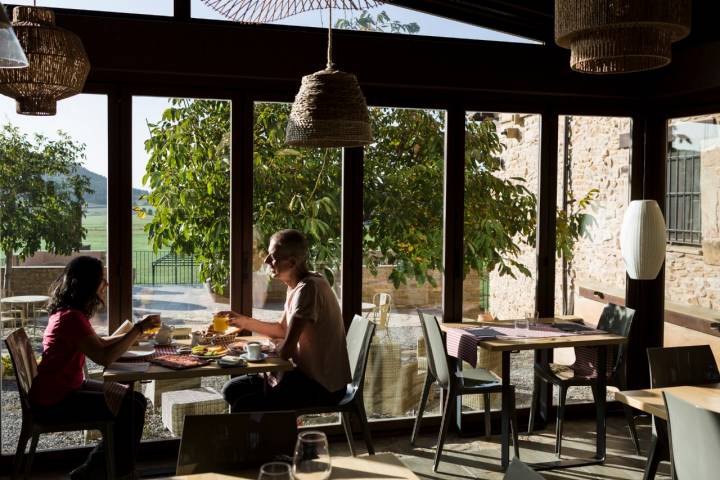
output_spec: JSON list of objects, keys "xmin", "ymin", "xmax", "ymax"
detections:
[
  {"xmin": 152, "ymin": 339, "xmax": 177, "ymax": 347},
  {"xmin": 240, "ymin": 352, "xmax": 267, "ymax": 362}
]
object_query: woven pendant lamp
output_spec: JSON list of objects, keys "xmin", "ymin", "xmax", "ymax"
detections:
[
  {"xmin": 0, "ymin": 3, "xmax": 28, "ymax": 68},
  {"xmin": 555, "ymin": 0, "xmax": 691, "ymax": 74},
  {"xmin": 285, "ymin": 2, "xmax": 372, "ymax": 147},
  {"xmin": 0, "ymin": 5, "xmax": 90, "ymax": 115}
]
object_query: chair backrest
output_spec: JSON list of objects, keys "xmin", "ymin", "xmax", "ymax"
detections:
[
  {"xmin": 4, "ymin": 328, "xmax": 37, "ymax": 415},
  {"xmin": 503, "ymin": 458, "xmax": 545, "ymax": 480},
  {"xmin": 372, "ymin": 292, "xmax": 392, "ymax": 328},
  {"xmin": 346, "ymin": 314, "xmax": 376, "ymax": 391},
  {"xmin": 596, "ymin": 303, "xmax": 635, "ymax": 373},
  {"xmin": 176, "ymin": 412, "xmax": 298, "ymax": 475},
  {"xmin": 664, "ymin": 392, "xmax": 720, "ymax": 480},
  {"xmin": 417, "ymin": 309, "xmax": 450, "ymax": 388},
  {"xmin": 648, "ymin": 345, "xmax": 720, "ymax": 388}
]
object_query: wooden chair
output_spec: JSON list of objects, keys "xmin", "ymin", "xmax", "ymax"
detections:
[
  {"xmin": 644, "ymin": 345, "xmax": 720, "ymax": 480},
  {"xmin": 176, "ymin": 412, "xmax": 298, "ymax": 475},
  {"xmin": 5, "ymin": 328, "xmax": 115, "ymax": 480},
  {"xmin": 412, "ymin": 309, "xmax": 519, "ymax": 471},
  {"xmin": 663, "ymin": 391, "xmax": 720, "ymax": 480},
  {"xmin": 528, "ymin": 303, "xmax": 640, "ymax": 457},
  {"xmin": 371, "ymin": 292, "xmax": 392, "ymax": 333}
]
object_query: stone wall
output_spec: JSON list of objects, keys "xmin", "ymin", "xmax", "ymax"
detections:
[{"xmin": 1, "ymin": 266, "xmax": 64, "ymax": 296}]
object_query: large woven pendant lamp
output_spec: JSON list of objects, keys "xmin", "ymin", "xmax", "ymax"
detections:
[
  {"xmin": 0, "ymin": 4, "xmax": 90, "ymax": 115},
  {"xmin": 555, "ymin": 0, "xmax": 691, "ymax": 74},
  {"xmin": 285, "ymin": 2, "xmax": 373, "ymax": 147},
  {"xmin": 0, "ymin": 3, "xmax": 28, "ymax": 68},
  {"xmin": 620, "ymin": 200, "xmax": 667, "ymax": 280}
]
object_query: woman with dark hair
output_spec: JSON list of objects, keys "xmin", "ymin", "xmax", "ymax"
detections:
[{"xmin": 29, "ymin": 256, "xmax": 160, "ymax": 480}]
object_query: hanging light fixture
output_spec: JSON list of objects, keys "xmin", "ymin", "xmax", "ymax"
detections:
[
  {"xmin": 555, "ymin": 0, "xmax": 691, "ymax": 74},
  {"xmin": 284, "ymin": 2, "xmax": 372, "ymax": 147},
  {"xmin": 0, "ymin": 5, "xmax": 90, "ymax": 115},
  {"xmin": 620, "ymin": 200, "xmax": 667, "ymax": 280},
  {"xmin": 0, "ymin": 3, "xmax": 28, "ymax": 68}
]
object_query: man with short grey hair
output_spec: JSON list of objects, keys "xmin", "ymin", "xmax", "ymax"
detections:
[{"xmin": 220, "ymin": 229, "xmax": 351, "ymax": 411}]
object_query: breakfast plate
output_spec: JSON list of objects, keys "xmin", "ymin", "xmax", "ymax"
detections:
[
  {"xmin": 190, "ymin": 345, "xmax": 229, "ymax": 359},
  {"xmin": 120, "ymin": 346, "xmax": 154, "ymax": 360}
]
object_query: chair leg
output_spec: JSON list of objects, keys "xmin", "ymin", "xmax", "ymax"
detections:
[
  {"xmin": 104, "ymin": 424, "xmax": 116, "ymax": 480},
  {"xmin": 555, "ymin": 385, "xmax": 568, "ymax": 457},
  {"xmin": 353, "ymin": 399, "xmax": 375, "ymax": 455},
  {"xmin": 622, "ymin": 404, "xmax": 642, "ymax": 455},
  {"xmin": 510, "ymin": 391, "xmax": 520, "ymax": 459},
  {"xmin": 12, "ymin": 428, "xmax": 31, "ymax": 480},
  {"xmin": 341, "ymin": 412, "xmax": 356, "ymax": 457},
  {"xmin": 434, "ymin": 385, "xmax": 455, "ymax": 472},
  {"xmin": 411, "ymin": 372, "xmax": 434, "ymax": 445},
  {"xmin": 24, "ymin": 433, "xmax": 40, "ymax": 479},
  {"xmin": 528, "ymin": 374, "xmax": 540, "ymax": 434},
  {"xmin": 483, "ymin": 393, "xmax": 492, "ymax": 439}
]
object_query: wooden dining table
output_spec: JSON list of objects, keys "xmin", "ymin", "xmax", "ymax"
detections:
[
  {"xmin": 157, "ymin": 453, "xmax": 418, "ymax": 479},
  {"xmin": 441, "ymin": 320, "xmax": 627, "ymax": 471}
]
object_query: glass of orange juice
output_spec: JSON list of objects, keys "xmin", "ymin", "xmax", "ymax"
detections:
[{"xmin": 212, "ymin": 313, "xmax": 229, "ymax": 333}]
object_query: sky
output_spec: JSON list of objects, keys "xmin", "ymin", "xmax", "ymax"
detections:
[{"xmin": 1, "ymin": 1, "xmax": 536, "ymax": 189}]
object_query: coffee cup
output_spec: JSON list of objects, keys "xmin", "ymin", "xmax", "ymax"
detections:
[
  {"xmin": 155, "ymin": 324, "xmax": 175, "ymax": 345},
  {"xmin": 246, "ymin": 342, "xmax": 262, "ymax": 360}
]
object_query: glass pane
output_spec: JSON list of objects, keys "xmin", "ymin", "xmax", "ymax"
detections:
[
  {"xmin": 361, "ymin": 107, "xmax": 445, "ymax": 420},
  {"xmin": 132, "ymin": 96, "xmax": 231, "ymax": 439},
  {"xmin": 8, "ymin": 0, "xmax": 173, "ymax": 16},
  {"xmin": 463, "ymin": 111, "xmax": 539, "ymax": 411},
  {"xmin": 192, "ymin": 0, "xmax": 538, "ymax": 43},
  {"xmin": 555, "ymin": 115, "xmax": 631, "ymax": 405},
  {"xmin": 252, "ymin": 101, "xmax": 342, "ymax": 426},
  {"xmin": 0, "ymin": 93, "xmax": 108, "ymax": 453},
  {"xmin": 665, "ymin": 114, "xmax": 720, "ymax": 353}
]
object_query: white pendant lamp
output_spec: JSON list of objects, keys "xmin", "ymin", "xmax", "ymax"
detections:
[
  {"xmin": 620, "ymin": 200, "xmax": 667, "ymax": 280},
  {"xmin": 0, "ymin": 3, "xmax": 28, "ymax": 68}
]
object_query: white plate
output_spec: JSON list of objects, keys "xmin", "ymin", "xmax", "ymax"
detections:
[
  {"xmin": 240, "ymin": 352, "xmax": 267, "ymax": 362},
  {"xmin": 120, "ymin": 348, "xmax": 154, "ymax": 360},
  {"xmin": 151, "ymin": 339, "xmax": 177, "ymax": 347}
]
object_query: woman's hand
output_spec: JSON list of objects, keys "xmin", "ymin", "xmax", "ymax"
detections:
[
  {"xmin": 216, "ymin": 310, "xmax": 251, "ymax": 330},
  {"xmin": 137, "ymin": 314, "xmax": 161, "ymax": 333}
]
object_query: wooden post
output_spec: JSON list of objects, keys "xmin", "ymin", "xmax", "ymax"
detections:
[{"xmin": 341, "ymin": 147, "xmax": 364, "ymax": 330}]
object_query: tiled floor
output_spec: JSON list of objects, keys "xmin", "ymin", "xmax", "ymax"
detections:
[{"xmin": 5, "ymin": 416, "xmax": 671, "ymax": 479}]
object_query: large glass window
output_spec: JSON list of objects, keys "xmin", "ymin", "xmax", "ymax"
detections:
[
  {"xmin": 463, "ymin": 111, "xmax": 540, "ymax": 411},
  {"xmin": 554, "ymin": 115, "xmax": 632, "ymax": 404},
  {"xmin": 664, "ymin": 115, "xmax": 720, "ymax": 357},
  {"xmin": 0, "ymin": 93, "xmax": 108, "ymax": 453},
  {"xmin": 7, "ymin": 0, "xmax": 173, "ymax": 16},
  {"xmin": 361, "ymin": 106, "xmax": 445, "ymax": 420},
  {"xmin": 132, "ymin": 96, "xmax": 231, "ymax": 439}
]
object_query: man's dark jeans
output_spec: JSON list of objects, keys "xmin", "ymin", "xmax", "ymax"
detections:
[{"xmin": 222, "ymin": 370, "xmax": 345, "ymax": 412}]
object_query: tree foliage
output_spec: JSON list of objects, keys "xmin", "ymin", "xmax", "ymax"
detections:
[{"xmin": 0, "ymin": 124, "xmax": 91, "ymax": 289}]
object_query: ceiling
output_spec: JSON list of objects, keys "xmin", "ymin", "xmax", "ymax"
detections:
[{"xmin": 390, "ymin": 0, "xmax": 720, "ymax": 48}]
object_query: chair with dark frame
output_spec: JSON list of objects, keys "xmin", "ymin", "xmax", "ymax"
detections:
[
  {"xmin": 5, "ymin": 328, "xmax": 115, "ymax": 480},
  {"xmin": 176, "ymin": 412, "xmax": 298, "ymax": 475},
  {"xmin": 644, "ymin": 344, "xmax": 720, "ymax": 480},
  {"xmin": 663, "ymin": 391, "xmax": 720, "ymax": 480},
  {"xmin": 294, "ymin": 314, "xmax": 376, "ymax": 456},
  {"xmin": 527, "ymin": 303, "xmax": 640, "ymax": 457},
  {"xmin": 412, "ymin": 309, "xmax": 519, "ymax": 472}
]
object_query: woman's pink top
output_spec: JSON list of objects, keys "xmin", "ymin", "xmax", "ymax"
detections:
[{"xmin": 29, "ymin": 308, "xmax": 95, "ymax": 406}]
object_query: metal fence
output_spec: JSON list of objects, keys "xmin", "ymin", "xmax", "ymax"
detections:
[{"xmin": 133, "ymin": 251, "xmax": 200, "ymax": 285}]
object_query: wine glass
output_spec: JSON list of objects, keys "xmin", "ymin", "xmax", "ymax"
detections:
[
  {"xmin": 293, "ymin": 431, "xmax": 331, "ymax": 480},
  {"xmin": 257, "ymin": 462, "xmax": 293, "ymax": 480}
]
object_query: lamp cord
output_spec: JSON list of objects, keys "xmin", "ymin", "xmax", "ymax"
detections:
[{"xmin": 326, "ymin": 0, "xmax": 335, "ymax": 70}]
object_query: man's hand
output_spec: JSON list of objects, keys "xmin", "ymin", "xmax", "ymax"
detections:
[
  {"xmin": 216, "ymin": 310, "xmax": 252, "ymax": 330},
  {"xmin": 137, "ymin": 314, "xmax": 161, "ymax": 333}
]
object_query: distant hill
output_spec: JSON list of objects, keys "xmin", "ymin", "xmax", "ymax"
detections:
[{"xmin": 79, "ymin": 167, "xmax": 148, "ymax": 206}]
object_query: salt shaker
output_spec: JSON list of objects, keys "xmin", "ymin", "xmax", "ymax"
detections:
[{"xmin": 191, "ymin": 331, "xmax": 202, "ymax": 347}]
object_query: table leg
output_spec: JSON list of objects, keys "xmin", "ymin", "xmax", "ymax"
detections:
[
  {"xmin": 501, "ymin": 350, "xmax": 511, "ymax": 469},
  {"xmin": 450, "ymin": 356, "xmax": 463, "ymax": 432},
  {"xmin": 596, "ymin": 345, "xmax": 607, "ymax": 460}
]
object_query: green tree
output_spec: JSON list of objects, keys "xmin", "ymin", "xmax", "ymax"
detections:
[{"xmin": 0, "ymin": 124, "xmax": 92, "ymax": 291}]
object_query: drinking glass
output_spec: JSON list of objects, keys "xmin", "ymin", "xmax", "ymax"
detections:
[
  {"xmin": 257, "ymin": 462, "xmax": 293, "ymax": 480},
  {"xmin": 293, "ymin": 431, "xmax": 331, "ymax": 480},
  {"xmin": 514, "ymin": 316, "xmax": 530, "ymax": 338}
]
